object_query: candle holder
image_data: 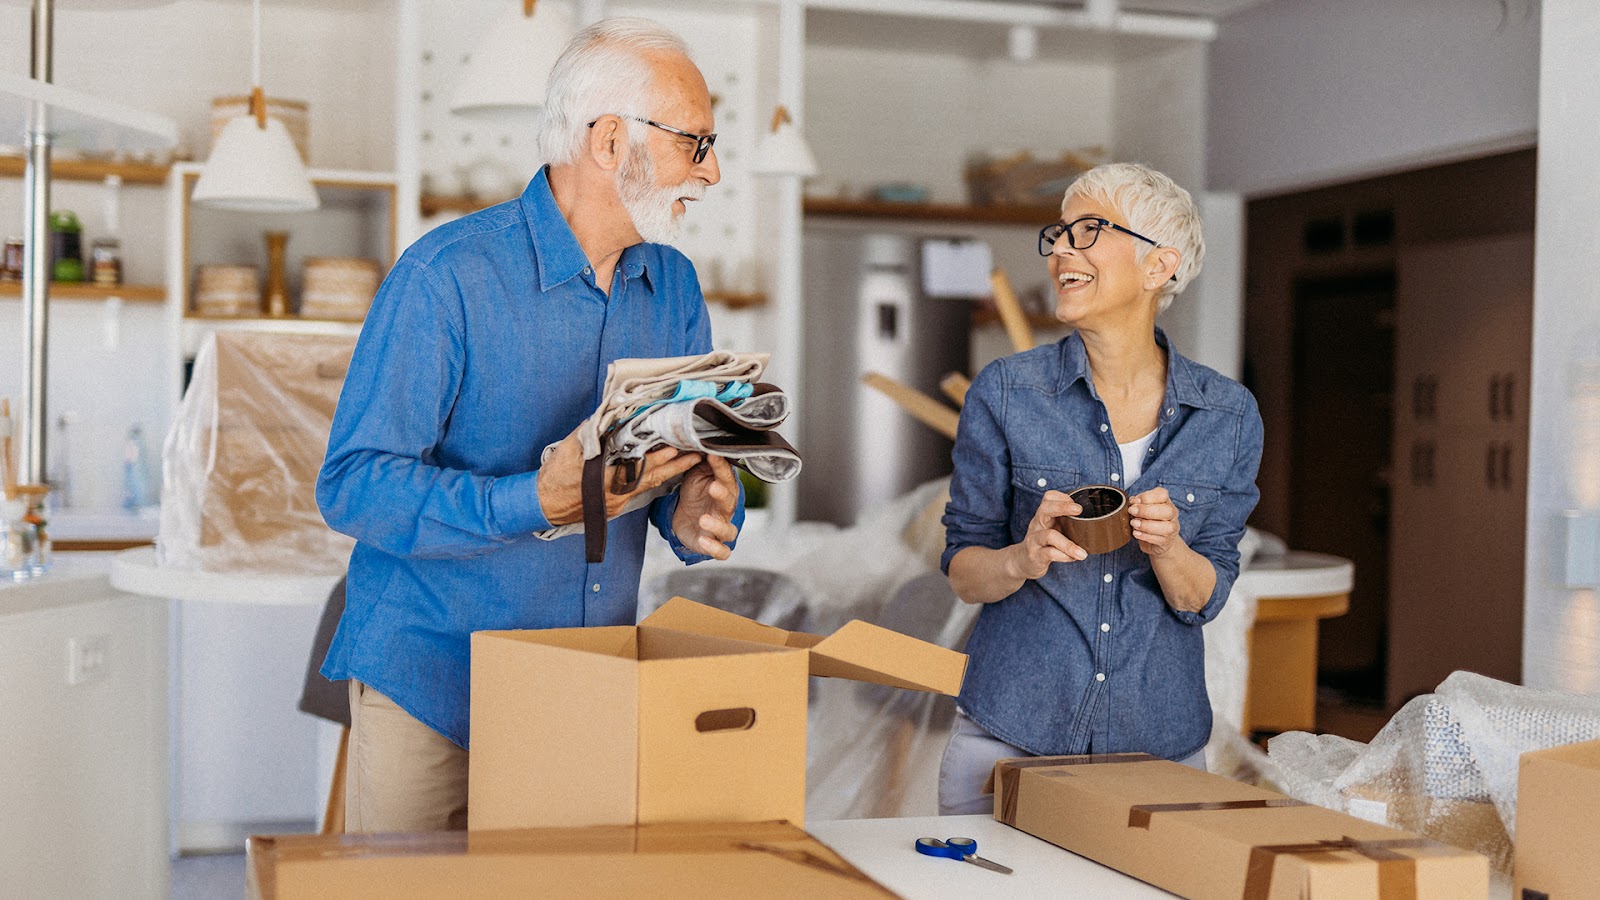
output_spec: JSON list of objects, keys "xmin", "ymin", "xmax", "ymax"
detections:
[{"xmin": 262, "ymin": 230, "xmax": 290, "ymax": 318}]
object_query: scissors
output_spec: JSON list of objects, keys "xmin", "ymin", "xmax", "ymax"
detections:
[{"xmin": 914, "ymin": 836, "xmax": 1013, "ymax": 874}]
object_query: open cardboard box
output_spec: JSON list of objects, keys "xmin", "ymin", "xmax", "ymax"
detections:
[
  {"xmin": 1514, "ymin": 738, "xmax": 1600, "ymax": 898},
  {"xmin": 987, "ymin": 753, "xmax": 1488, "ymax": 899},
  {"xmin": 469, "ymin": 596, "xmax": 966, "ymax": 831},
  {"xmin": 247, "ymin": 821, "xmax": 896, "ymax": 899}
]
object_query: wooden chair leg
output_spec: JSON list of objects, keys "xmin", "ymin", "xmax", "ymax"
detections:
[{"xmin": 321, "ymin": 726, "xmax": 349, "ymax": 835}]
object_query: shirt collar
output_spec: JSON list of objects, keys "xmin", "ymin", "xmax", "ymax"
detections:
[
  {"xmin": 519, "ymin": 166, "xmax": 657, "ymax": 293},
  {"xmin": 1059, "ymin": 326, "xmax": 1214, "ymax": 411}
]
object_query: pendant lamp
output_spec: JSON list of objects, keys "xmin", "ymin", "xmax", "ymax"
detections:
[
  {"xmin": 450, "ymin": 0, "xmax": 575, "ymax": 120},
  {"xmin": 752, "ymin": 105, "xmax": 818, "ymax": 178},
  {"xmin": 192, "ymin": 0, "xmax": 318, "ymax": 212}
]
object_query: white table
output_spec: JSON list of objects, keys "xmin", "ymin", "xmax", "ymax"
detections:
[
  {"xmin": 108, "ymin": 546, "xmax": 342, "ymax": 850},
  {"xmin": 810, "ymin": 814, "xmax": 1175, "ymax": 898}
]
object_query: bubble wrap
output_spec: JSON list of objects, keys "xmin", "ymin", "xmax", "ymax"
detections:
[{"xmin": 1267, "ymin": 670, "xmax": 1600, "ymax": 873}]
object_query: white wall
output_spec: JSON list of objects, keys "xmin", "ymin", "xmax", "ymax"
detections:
[
  {"xmin": 805, "ymin": 43, "xmax": 1116, "ymax": 205},
  {"xmin": 1524, "ymin": 0, "xmax": 1600, "ymax": 696},
  {"xmin": 1206, "ymin": 0, "xmax": 1539, "ymax": 196},
  {"xmin": 0, "ymin": 1, "xmax": 398, "ymax": 171}
]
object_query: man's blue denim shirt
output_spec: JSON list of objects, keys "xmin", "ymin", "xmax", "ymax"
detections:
[
  {"xmin": 318, "ymin": 168, "xmax": 740, "ymax": 748},
  {"xmin": 942, "ymin": 328, "xmax": 1262, "ymax": 760}
]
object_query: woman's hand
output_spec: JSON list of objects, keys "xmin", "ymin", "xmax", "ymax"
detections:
[
  {"xmin": 1006, "ymin": 490, "xmax": 1089, "ymax": 581},
  {"xmin": 1129, "ymin": 487, "xmax": 1184, "ymax": 558}
]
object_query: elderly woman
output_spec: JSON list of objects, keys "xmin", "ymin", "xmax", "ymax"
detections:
[{"xmin": 937, "ymin": 162, "xmax": 1263, "ymax": 814}]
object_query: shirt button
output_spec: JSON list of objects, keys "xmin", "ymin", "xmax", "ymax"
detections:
[
  {"xmin": 1100, "ymin": 423, "xmax": 1109, "ymax": 433},
  {"xmin": 591, "ymin": 583, "xmax": 601, "ymax": 593},
  {"xmin": 1186, "ymin": 492, "xmax": 1195, "ymax": 503},
  {"xmin": 583, "ymin": 267, "xmax": 592, "ymax": 275},
  {"xmin": 1166, "ymin": 408, "xmax": 1174, "ymax": 416},
  {"xmin": 1102, "ymin": 573, "xmax": 1112, "ymax": 583},
  {"xmin": 1110, "ymin": 473, "xmax": 1120, "ymax": 482},
  {"xmin": 1095, "ymin": 672, "xmax": 1106, "ymax": 682},
  {"xmin": 1100, "ymin": 622, "xmax": 1110, "ymax": 632},
  {"xmin": 1036, "ymin": 478, "xmax": 1047, "ymax": 488}
]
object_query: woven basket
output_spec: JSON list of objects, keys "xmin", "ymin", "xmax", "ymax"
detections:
[
  {"xmin": 299, "ymin": 257, "xmax": 380, "ymax": 321},
  {"xmin": 193, "ymin": 264, "xmax": 260, "ymax": 317}
]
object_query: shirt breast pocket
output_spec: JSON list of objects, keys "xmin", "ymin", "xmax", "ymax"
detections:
[
  {"xmin": 1010, "ymin": 463, "xmax": 1080, "ymax": 537},
  {"xmin": 1159, "ymin": 480, "xmax": 1222, "ymax": 541}
]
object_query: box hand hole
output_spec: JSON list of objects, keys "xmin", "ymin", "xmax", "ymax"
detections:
[{"xmin": 695, "ymin": 707, "xmax": 757, "ymax": 733}]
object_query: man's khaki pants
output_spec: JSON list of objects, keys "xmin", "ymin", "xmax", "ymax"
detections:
[{"xmin": 345, "ymin": 681, "xmax": 469, "ymax": 832}]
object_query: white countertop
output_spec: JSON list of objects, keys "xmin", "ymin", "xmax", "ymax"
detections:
[
  {"xmin": 109, "ymin": 545, "xmax": 341, "ymax": 605},
  {"xmin": 810, "ymin": 814, "xmax": 1174, "ymax": 899},
  {"xmin": 0, "ymin": 551, "xmax": 119, "ymax": 618}
]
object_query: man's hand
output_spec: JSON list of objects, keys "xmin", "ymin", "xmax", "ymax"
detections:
[
  {"xmin": 1005, "ymin": 489, "xmax": 1088, "ymax": 581},
  {"xmin": 672, "ymin": 454, "xmax": 740, "ymax": 559},
  {"xmin": 1129, "ymin": 487, "xmax": 1184, "ymax": 558},
  {"xmin": 537, "ymin": 428, "xmax": 704, "ymax": 527}
]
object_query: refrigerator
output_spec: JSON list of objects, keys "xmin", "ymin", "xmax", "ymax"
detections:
[{"xmin": 797, "ymin": 226, "xmax": 976, "ymax": 526}]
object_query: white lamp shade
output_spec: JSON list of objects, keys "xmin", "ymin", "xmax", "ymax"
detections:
[
  {"xmin": 192, "ymin": 115, "xmax": 320, "ymax": 213},
  {"xmin": 450, "ymin": 1, "xmax": 575, "ymax": 119},
  {"xmin": 753, "ymin": 121, "xmax": 818, "ymax": 178}
]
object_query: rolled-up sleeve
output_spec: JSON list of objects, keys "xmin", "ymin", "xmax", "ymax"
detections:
[
  {"xmin": 941, "ymin": 361, "xmax": 1014, "ymax": 574},
  {"xmin": 317, "ymin": 259, "xmax": 551, "ymax": 558},
  {"xmin": 1170, "ymin": 392, "xmax": 1264, "ymax": 625}
]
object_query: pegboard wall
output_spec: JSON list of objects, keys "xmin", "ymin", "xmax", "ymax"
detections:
[{"xmin": 415, "ymin": 0, "xmax": 772, "ymax": 349}]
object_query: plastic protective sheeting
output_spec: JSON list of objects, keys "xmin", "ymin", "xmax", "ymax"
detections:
[
  {"xmin": 1267, "ymin": 670, "xmax": 1600, "ymax": 873},
  {"xmin": 639, "ymin": 479, "xmax": 1273, "ymax": 820},
  {"xmin": 158, "ymin": 331, "xmax": 356, "ymax": 575}
]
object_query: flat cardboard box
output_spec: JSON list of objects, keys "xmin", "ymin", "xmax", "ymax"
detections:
[
  {"xmin": 989, "ymin": 754, "xmax": 1488, "ymax": 899},
  {"xmin": 469, "ymin": 596, "xmax": 966, "ymax": 831},
  {"xmin": 247, "ymin": 821, "xmax": 896, "ymax": 899},
  {"xmin": 1514, "ymin": 738, "xmax": 1600, "ymax": 898}
]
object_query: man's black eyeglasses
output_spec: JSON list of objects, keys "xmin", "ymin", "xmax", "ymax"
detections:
[
  {"xmin": 1038, "ymin": 216, "xmax": 1163, "ymax": 257},
  {"xmin": 588, "ymin": 115, "xmax": 716, "ymax": 164}
]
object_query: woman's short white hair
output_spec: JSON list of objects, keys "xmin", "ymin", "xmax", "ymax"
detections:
[
  {"xmin": 1063, "ymin": 162, "xmax": 1204, "ymax": 313},
  {"xmin": 537, "ymin": 17, "xmax": 692, "ymax": 166}
]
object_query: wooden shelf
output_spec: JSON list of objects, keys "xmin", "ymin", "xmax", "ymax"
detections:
[
  {"xmin": 705, "ymin": 291, "xmax": 766, "ymax": 309},
  {"xmin": 0, "ymin": 281, "xmax": 164, "ymax": 302},
  {"xmin": 972, "ymin": 306, "xmax": 1062, "ymax": 329},
  {"xmin": 420, "ymin": 193, "xmax": 509, "ymax": 217},
  {"xmin": 0, "ymin": 155, "xmax": 170, "ymax": 185},
  {"xmin": 803, "ymin": 197, "xmax": 1060, "ymax": 225}
]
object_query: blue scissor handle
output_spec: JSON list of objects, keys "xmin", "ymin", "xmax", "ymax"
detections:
[{"xmin": 915, "ymin": 836, "xmax": 979, "ymax": 860}]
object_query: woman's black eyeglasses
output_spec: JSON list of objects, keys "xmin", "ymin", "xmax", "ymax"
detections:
[
  {"xmin": 1038, "ymin": 216, "xmax": 1162, "ymax": 257},
  {"xmin": 588, "ymin": 115, "xmax": 716, "ymax": 164}
]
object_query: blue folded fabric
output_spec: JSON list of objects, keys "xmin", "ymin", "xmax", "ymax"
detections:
[{"xmin": 624, "ymin": 379, "xmax": 753, "ymax": 420}]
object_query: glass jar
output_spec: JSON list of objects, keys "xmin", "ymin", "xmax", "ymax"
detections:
[
  {"xmin": 91, "ymin": 238, "xmax": 123, "ymax": 286},
  {"xmin": 1, "ymin": 237, "xmax": 23, "ymax": 281}
]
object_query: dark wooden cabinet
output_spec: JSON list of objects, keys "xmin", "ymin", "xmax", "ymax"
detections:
[{"xmin": 1387, "ymin": 233, "xmax": 1531, "ymax": 707}]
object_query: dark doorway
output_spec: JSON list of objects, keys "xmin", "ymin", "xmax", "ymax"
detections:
[{"xmin": 1289, "ymin": 271, "xmax": 1395, "ymax": 705}]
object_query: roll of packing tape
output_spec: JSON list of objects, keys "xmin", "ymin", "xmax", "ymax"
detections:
[{"xmin": 1057, "ymin": 484, "xmax": 1133, "ymax": 555}]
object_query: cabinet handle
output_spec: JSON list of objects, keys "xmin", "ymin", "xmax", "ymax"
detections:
[
  {"xmin": 1488, "ymin": 375, "xmax": 1501, "ymax": 421},
  {"xmin": 1502, "ymin": 375, "xmax": 1514, "ymax": 421},
  {"xmin": 1486, "ymin": 444, "xmax": 1498, "ymax": 488},
  {"xmin": 1500, "ymin": 441, "xmax": 1514, "ymax": 490}
]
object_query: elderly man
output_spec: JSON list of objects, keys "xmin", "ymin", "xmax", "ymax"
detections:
[{"xmin": 316, "ymin": 17, "xmax": 741, "ymax": 832}]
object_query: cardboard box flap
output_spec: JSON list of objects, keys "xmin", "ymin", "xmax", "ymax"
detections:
[
  {"xmin": 248, "ymin": 822, "xmax": 897, "ymax": 899},
  {"xmin": 642, "ymin": 597, "xmax": 967, "ymax": 696},
  {"xmin": 809, "ymin": 620, "xmax": 966, "ymax": 695},
  {"xmin": 641, "ymin": 597, "xmax": 794, "ymax": 647}
]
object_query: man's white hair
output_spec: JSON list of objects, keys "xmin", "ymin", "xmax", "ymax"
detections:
[
  {"xmin": 537, "ymin": 17, "xmax": 692, "ymax": 166},
  {"xmin": 1063, "ymin": 162, "xmax": 1205, "ymax": 314}
]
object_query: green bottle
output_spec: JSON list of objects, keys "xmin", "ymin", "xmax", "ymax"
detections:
[{"xmin": 50, "ymin": 210, "xmax": 84, "ymax": 283}]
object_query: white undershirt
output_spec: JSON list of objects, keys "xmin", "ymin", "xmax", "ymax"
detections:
[{"xmin": 1118, "ymin": 429, "xmax": 1157, "ymax": 484}]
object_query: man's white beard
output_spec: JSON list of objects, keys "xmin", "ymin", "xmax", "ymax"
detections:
[{"xmin": 617, "ymin": 144, "xmax": 703, "ymax": 245}]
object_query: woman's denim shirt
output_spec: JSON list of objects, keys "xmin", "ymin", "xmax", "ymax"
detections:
[{"xmin": 941, "ymin": 328, "xmax": 1263, "ymax": 760}]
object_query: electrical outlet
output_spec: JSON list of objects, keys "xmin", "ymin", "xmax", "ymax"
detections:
[{"xmin": 66, "ymin": 634, "xmax": 110, "ymax": 686}]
